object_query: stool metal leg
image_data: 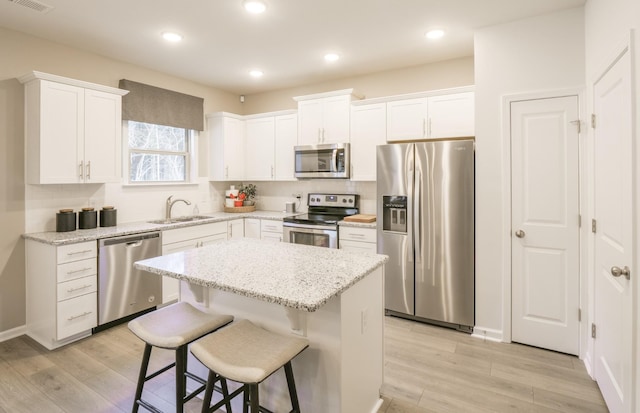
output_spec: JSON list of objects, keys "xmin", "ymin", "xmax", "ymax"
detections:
[
  {"xmin": 284, "ymin": 362, "xmax": 301, "ymax": 413},
  {"xmin": 176, "ymin": 345, "xmax": 188, "ymax": 413},
  {"xmin": 132, "ymin": 343, "xmax": 152, "ymax": 413},
  {"xmin": 248, "ymin": 383, "xmax": 259, "ymax": 413},
  {"xmin": 243, "ymin": 384, "xmax": 249, "ymax": 413}
]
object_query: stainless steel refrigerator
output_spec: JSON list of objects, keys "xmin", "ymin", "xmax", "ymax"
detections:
[{"xmin": 377, "ymin": 140, "xmax": 474, "ymax": 331}]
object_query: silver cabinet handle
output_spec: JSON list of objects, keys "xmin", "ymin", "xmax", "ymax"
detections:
[
  {"xmin": 86, "ymin": 160, "xmax": 91, "ymax": 180},
  {"xmin": 79, "ymin": 161, "xmax": 84, "ymax": 179},
  {"xmin": 67, "ymin": 267, "xmax": 92, "ymax": 275},
  {"xmin": 515, "ymin": 230, "xmax": 525, "ymax": 238},
  {"xmin": 67, "ymin": 249, "xmax": 93, "ymax": 256},
  {"xmin": 67, "ymin": 311, "xmax": 92, "ymax": 321},
  {"xmin": 67, "ymin": 284, "xmax": 93, "ymax": 293},
  {"xmin": 611, "ymin": 266, "xmax": 631, "ymax": 280}
]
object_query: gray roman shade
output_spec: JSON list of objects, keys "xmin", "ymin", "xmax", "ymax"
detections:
[{"xmin": 119, "ymin": 79, "xmax": 204, "ymax": 131}]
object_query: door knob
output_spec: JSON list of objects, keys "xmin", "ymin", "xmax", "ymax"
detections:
[
  {"xmin": 515, "ymin": 230, "xmax": 525, "ymax": 238},
  {"xmin": 611, "ymin": 266, "xmax": 631, "ymax": 280}
]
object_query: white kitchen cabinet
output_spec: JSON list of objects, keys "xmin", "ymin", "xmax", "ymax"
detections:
[
  {"xmin": 208, "ymin": 113, "xmax": 245, "ymax": 181},
  {"xmin": 260, "ymin": 219, "xmax": 283, "ymax": 242},
  {"xmin": 350, "ymin": 102, "xmax": 387, "ymax": 181},
  {"xmin": 245, "ymin": 117, "xmax": 276, "ymax": 180},
  {"xmin": 339, "ymin": 226, "xmax": 377, "ymax": 254},
  {"xmin": 428, "ymin": 92, "xmax": 475, "ymax": 138},
  {"xmin": 227, "ymin": 219, "xmax": 245, "ymax": 239},
  {"xmin": 294, "ymin": 89, "xmax": 356, "ymax": 145},
  {"xmin": 386, "ymin": 90, "xmax": 475, "ymax": 141},
  {"xmin": 162, "ymin": 222, "xmax": 228, "ymax": 303},
  {"xmin": 245, "ymin": 218, "xmax": 261, "ymax": 239},
  {"xmin": 26, "ymin": 240, "xmax": 98, "ymax": 350},
  {"xmin": 20, "ymin": 72, "xmax": 127, "ymax": 184},
  {"xmin": 274, "ymin": 113, "xmax": 298, "ymax": 180}
]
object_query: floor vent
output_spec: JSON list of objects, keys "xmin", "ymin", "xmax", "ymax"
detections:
[{"xmin": 7, "ymin": 0, "xmax": 54, "ymax": 13}]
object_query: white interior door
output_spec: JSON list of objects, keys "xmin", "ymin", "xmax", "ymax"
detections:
[
  {"xmin": 511, "ymin": 96, "xmax": 580, "ymax": 355},
  {"xmin": 593, "ymin": 49, "xmax": 633, "ymax": 413}
]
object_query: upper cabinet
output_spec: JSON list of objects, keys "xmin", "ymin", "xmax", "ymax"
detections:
[
  {"xmin": 350, "ymin": 102, "xmax": 387, "ymax": 181},
  {"xmin": 273, "ymin": 113, "xmax": 297, "ymax": 181},
  {"xmin": 208, "ymin": 113, "xmax": 245, "ymax": 181},
  {"xmin": 20, "ymin": 71, "xmax": 128, "ymax": 184},
  {"xmin": 386, "ymin": 90, "xmax": 474, "ymax": 142},
  {"xmin": 245, "ymin": 116, "xmax": 276, "ymax": 180},
  {"xmin": 294, "ymin": 89, "xmax": 359, "ymax": 145}
]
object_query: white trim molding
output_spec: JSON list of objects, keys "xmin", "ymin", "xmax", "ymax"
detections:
[{"xmin": 0, "ymin": 324, "xmax": 27, "ymax": 343}]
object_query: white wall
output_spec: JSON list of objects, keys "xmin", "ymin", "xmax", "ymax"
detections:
[{"xmin": 473, "ymin": 8, "xmax": 585, "ymax": 340}]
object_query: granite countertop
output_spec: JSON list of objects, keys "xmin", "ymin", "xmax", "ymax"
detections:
[
  {"xmin": 338, "ymin": 220, "xmax": 377, "ymax": 229},
  {"xmin": 22, "ymin": 210, "xmax": 300, "ymax": 246},
  {"xmin": 134, "ymin": 238, "xmax": 388, "ymax": 312}
]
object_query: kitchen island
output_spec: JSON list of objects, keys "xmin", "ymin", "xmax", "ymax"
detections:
[{"xmin": 134, "ymin": 238, "xmax": 388, "ymax": 413}]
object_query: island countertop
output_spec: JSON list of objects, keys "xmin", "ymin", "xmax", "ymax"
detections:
[{"xmin": 134, "ymin": 238, "xmax": 388, "ymax": 312}]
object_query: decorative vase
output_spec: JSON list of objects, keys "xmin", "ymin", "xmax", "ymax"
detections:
[
  {"xmin": 234, "ymin": 200, "xmax": 244, "ymax": 207},
  {"xmin": 243, "ymin": 200, "xmax": 255, "ymax": 206}
]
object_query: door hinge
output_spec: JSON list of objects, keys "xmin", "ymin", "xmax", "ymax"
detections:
[
  {"xmin": 578, "ymin": 308, "xmax": 582, "ymax": 322},
  {"xmin": 570, "ymin": 120, "xmax": 581, "ymax": 134},
  {"xmin": 592, "ymin": 219, "xmax": 597, "ymax": 233},
  {"xmin": 591, "ymin": 114, "xmax": 597, "ymax": 129},
  {"xmin": 592, "ymin": 323, "xmax": 597, "ymax": 339}
]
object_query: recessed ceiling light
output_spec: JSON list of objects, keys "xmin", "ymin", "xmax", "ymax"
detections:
[
  {"xmin": 324, "ymin": 53, "xmax": 340, "ymax": 62},
  {"xmin": 244, "ymin": 0, "xmax": 267, "ymax": 14},
  {"xmin": 162, "ymin": 31, "xmax": 183, "ymax": 42},
  {"xmin": 425, "ymin": 29, "xmax": 445, "ymax": 40},
  {"xmin": 249, "ymin": 69, "xmax": 264, "ymax": 78}
]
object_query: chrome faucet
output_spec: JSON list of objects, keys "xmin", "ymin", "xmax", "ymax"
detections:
[{"xmin": 165, "ymin": 195, "xmax": 191, "ymax": 222}]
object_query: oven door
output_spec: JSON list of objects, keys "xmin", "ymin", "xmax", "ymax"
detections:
[{"xmin": 283, "ymin": 223, "xmax": 338, "ymax": 249}]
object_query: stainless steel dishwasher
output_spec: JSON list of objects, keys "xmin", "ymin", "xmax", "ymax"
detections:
[{"xmin": 97, "ymin": 232, "xmax": 162, "ymax": 327}]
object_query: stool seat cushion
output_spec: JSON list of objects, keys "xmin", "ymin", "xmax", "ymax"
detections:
[
  {"xmin": 191, "ymin": 319, "xmax": 309, "ymax": 384},
  {"xmin": 128, "ymin": 302, "xmax": 233, "ymax": 349}
]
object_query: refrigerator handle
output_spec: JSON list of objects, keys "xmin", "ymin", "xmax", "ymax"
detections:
[{"xmin": 414, "ymin": 169, "xmax": 421, "ymax": 265}]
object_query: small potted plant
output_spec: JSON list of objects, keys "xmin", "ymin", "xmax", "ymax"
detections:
[{"xmin": 239, "ymin": 183, "xmax": 257, "ymax": 206}]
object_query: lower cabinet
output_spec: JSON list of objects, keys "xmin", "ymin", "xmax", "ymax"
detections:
[
  {"xmin": 339, "ymin": 226, "xmax": 377, "ymax": 254},
  {"xmin": 162, "ymin": 222, "xmax": 227, "ymax": 303},
  {"xmin": 260, "ymin": 220, "xmax": 283, "ymax": 242},
  {"xmin": 227, "ymin": 218, "xmax": 245, "ymax": 239},
  {"xmin": 26, "ymin": 239, "xmax": 98, "ymax": 350}
]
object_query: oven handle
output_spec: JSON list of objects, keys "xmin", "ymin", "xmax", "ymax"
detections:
[{"xmin": 283, "ymin": 222, "xmax": 337, "ymax": 232}]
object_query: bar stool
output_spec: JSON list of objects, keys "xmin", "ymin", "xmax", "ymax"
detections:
[
  {"xmin": 128, "ymin": 301, "xmax": 234, "ymax": 413},
  {"xmin": 191, "ymin": 319, "xmax": 309, "ymax": 413}
]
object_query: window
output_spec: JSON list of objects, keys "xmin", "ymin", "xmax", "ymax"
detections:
[{"xmin": 127, "ymin": 120, "xmax": 194, "ymax": 183}]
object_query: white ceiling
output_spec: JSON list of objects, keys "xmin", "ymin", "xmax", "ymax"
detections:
[{"xmin": 0, "ymin": 0, "xmax": 585, "ymax": 95}]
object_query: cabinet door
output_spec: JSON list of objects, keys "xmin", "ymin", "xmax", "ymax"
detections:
[
  {"xmin": 245, "ymin": 117, "xmax": 276, "ymax": 180},
  {"xmin": 297, "ymin": 99, "xmax": 323, "ymax": 144},
  {"xmin": 245, "ymin": 218, "xmax": 261, "ymax": 239},
  {"xmin": 321, "ymin": 95, "xmax": 351, "ymax": 143},
  {"xmin": 339, "ymin": 239, "xmax": 377, "ymax": 254},
  {"xmin": 39, "ymin": 80, "xmax": 84, "ymax": 183},
  {"xmin": 261, "ymin": 232, "xmax": 283, "ymax": 243},
  {"xmin": 224, "ymin": 117, "xmax": 245, "ymax": 180},
  {"xmin": 227, "ymin": 219, "xmax": 244, "ymax": 239},
  {"xmin": 274, "ymin": 114, "xmax": 297, "ymax": 180},
  {"xmin": 386, "ymin": 97, "xmax": 428, "ymax": 142},
  {"xmin": 84, "ymin": 89, "xmax": 122, "ymax": 183},
  {"xmin": 428, "ymin": 92, "xmax": 475, "ymax": 138},
  {"xmin": 350, "ymin": 103, "xmax": 387, "ymax": 181}
]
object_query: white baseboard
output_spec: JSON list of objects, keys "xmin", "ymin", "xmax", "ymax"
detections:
[
  {"xmin": 0, "ymin": 324, "xmax": 27, "ymax": 343},
  {"xmin": 371, "ymin": 398, "xmax": 384, "ymax": 413},
  {"xmin": 471, "ymin": 326, "xmax": 504, "ymax": 342},
  {"xmin": 583, "ymin": 352, "xmax": 595, "ymax": 379}
]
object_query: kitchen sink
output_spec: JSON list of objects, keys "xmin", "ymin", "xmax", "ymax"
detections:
[{"xmin": 148, "ymin": 216, "xmax": 213, "ymax": 225}]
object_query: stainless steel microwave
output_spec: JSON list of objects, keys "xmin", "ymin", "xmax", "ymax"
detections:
[{"xmin": 294, "ymin": 143, "xmax": 350, "ymax": 179}]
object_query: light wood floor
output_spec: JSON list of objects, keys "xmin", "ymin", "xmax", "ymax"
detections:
[{"xmin": 0, "ymin": 316, "xmax": 608, "ymax": 413}]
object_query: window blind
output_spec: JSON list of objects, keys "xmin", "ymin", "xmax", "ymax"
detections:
[{"xmin": 119, "ymin": 79, "xmax": 204, "ymax": 131}]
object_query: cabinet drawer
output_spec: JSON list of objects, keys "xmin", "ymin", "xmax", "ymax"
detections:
[
  {"xmin": 57, "ymin": 292, "xmax": 97, "ymax": 339},
  {"xmin": 339, "ymin": 226, "xmax": 376, "ymax": 243},
  {"xmin": 261, "ymin": 220, "xmax": 283, "ymax": 233},
  {"xmin": 57, "ymin": 275, "xmax": 97, "ymax": 302},
  {"xmin": 57, "ymin": 241, "xmax": 97, "ymax": 264},
  {"xmin": 163, "ymin": 234, "xmax": 226, "ymax": 255},
  {"xmin": 162, "ymin": 222, "xmax": 226, "ymax": 245},
  {"xmin": 57, "ymin": 258, "xmax": 97, "ymax": 283},
  {"xmin": 339, "ymin": 239, "xmax": 377, "ymax": 254}
]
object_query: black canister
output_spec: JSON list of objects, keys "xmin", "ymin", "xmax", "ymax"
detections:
[
  {"xmin": 56, "ymin": 209, "xmax": 76, "ymax": 232},
  {"xmin": 100, "ymin": 206, "xmax": 117, "ymax": 227},
  {"xmin": 78, "ymin": 208, "xmax": 97, "ymax": 229}
]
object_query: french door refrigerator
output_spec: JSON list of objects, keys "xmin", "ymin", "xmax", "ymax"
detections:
[{"xmin": 377, "ymin": 140, "xmax": 474, "ymax": 332}]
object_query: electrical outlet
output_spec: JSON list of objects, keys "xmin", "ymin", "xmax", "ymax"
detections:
[
  {"xmin": 292, "ymin": 193, "xmax": 302, "ymax": 199},
  {"xmin": 361, "ymin": 307, "xmax": 368, "ymax": 334}
]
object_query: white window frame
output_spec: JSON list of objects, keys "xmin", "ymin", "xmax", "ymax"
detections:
[{"xmin": 123, "ymin": 121, "xmax": 198, "ymax": 185}]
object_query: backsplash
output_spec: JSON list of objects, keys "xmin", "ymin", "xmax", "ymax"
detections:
[{"xmin": 25, "ymin": 179, "xmax": 377, "ymax": 233}]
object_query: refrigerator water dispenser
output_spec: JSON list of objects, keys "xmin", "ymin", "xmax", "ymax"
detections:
[{"xmin": 382, "ymin": 196, "xmax": 407, "ymax": 233}]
